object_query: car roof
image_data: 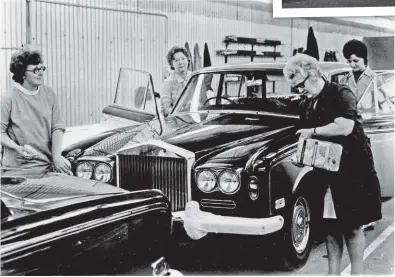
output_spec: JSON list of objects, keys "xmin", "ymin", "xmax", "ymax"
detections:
[{"xmin": 196, "ymin": 61, "xmax": 351, "ymax": 74}]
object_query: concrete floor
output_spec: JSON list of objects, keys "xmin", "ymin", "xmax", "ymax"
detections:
[{"xmin": 126, "ymin": 197, "xmax": 394, "ymax": 275}]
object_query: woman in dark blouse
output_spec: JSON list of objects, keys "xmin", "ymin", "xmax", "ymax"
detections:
[{"xmin": 283, "ymin": 54, "xmax": 382, "ymax": 275}]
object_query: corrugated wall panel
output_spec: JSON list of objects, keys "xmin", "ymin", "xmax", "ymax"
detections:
[
  {"xmin": 1, "ymin": 0, "xmax": 26, "ymax": 95},
  {"xmin": 29, "ymin": 0, "xmax": 166, "ymax": 126}
]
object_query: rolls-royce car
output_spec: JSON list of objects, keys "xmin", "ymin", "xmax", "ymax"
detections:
[
  {"xmin": 1, "ymin": 175, "xmax": 172, "ymax": 275},
  {"xmin": 63, "ymin": 63, "xmax": 394, "ymax": 269}
]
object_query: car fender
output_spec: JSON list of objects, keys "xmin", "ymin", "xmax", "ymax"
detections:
[
  {"xmin": 269, "ymin": 159, "xmax": 319, "ymax": 214},
  {"xmin": 292, "ymin": 166, "xmax": 314, "ymax": 193}
]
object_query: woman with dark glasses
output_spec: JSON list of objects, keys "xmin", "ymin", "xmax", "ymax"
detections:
[
  {"xmin": 1, "ymin": 45, "xmax": 71, "ymax": 177},
  {"xmin": 283, "ymin": 54, "xmax": 382, "ymax": 275}
]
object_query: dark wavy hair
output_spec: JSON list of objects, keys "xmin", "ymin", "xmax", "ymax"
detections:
[
  {"xmin": 166, "ymin": 46, "xmax": 190, "ymax": 70},
  {"xmin": 342, "ymin": 39, "xmax": 368, "ymax": 65},
  {"xmin": 9, "ymin": 46, "xmax": 44, "ymax": 84}
]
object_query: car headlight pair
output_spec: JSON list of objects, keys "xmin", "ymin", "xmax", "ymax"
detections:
[
  {"xmin": 196, "ymin": 170, "xmax": 240, "ymax": 194},
  {"xmin": 75, "ymin": 161, "xmax": 113, "ymax": 183}
]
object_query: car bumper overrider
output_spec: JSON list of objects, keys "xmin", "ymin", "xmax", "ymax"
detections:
[{"xmin": 173, "ymin": 201, "xmax": 284, "ymax": 240}]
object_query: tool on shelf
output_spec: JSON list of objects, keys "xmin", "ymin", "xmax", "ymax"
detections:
[{"xmin": 217, "ymin": 35, "xmax": 283, "ymax": 63}]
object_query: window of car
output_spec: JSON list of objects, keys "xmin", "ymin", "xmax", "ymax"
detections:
[
  {"xmin": 173, "ymin": 71, "xmax": 297, "ymax": 115},
  {"xmin": 377, "ymin": 73, "xmax": 394, "ymax": 116},
  {"xmin": 330, "ymin": 71, "xmax": 349, "ymax": 83},
  {"xmin": 358, "ymin": 80, "xmax": 376, "ymax": 118},
  {"xmin": 357, "ymin": 72, "xmax": 394, "ymax": 118},
  {"xmin": 266, "ymin": 74, "xmax": 292, "ymax": 96}
]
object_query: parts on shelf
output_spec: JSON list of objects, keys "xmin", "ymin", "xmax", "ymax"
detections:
[
  {"xmin": 218, "ymin": 35, "xmax": 282, "ymax": 63},
  {"xmin": 224, "ymin": 35, "xmax": 282, "ymax": 47},
  {"xmin": 216, "ymin": 50, "xmax": 282, "ymax": 58}
]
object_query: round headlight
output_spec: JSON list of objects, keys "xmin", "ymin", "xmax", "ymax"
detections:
[
  {"xmin": 76, "ymin": 161, "xmax": 93, "ymax": 179},
  {"xmin": 218, "ymin": 171, "xmax": 240, "ymax": 194},
  {"xmin": 93, "ymin": 163, "xmax": 112, "ymax": 182},
  {"xmin": 196, "ymin": 170, "xmax": 216, "ymax": 192}
]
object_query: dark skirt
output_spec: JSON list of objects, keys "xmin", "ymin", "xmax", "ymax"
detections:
[{"xmin": 328, "ymin": 144, "xmax": 382, "ymax": 228}]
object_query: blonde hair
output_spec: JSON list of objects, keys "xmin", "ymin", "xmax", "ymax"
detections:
[{"xmin": 283, "ymin": 54, "xmax": 323, "ymax": 84}]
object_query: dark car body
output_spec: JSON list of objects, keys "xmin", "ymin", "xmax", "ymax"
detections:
[
  {"xmin": 63, "ymin": 62, "xmax": 394, "ymax": 269},
  {"xmin": 1, "ymin": 175, "xmax": 172, "ymax": 275}
]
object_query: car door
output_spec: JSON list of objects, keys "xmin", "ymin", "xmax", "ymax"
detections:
[
  {"xmin": 359, "ymin": 72, "xmax": 394, "ymax": 197},
  {"xmin": 63, "ymin": 69, "xmax": 162, "ymax": 149},
  {"xmin": 102, "ymin": 68, "xmax": 161, "ymax": 125}
]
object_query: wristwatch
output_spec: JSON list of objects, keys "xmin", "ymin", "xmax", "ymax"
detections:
[{"xmin": 313, "ymin": 128, "xmax": 318, "ymax": 136}]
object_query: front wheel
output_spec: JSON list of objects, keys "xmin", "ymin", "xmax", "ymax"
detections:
[{"xmin": 273, "ymin": 193, "xmax": 313, "ymax": 270}]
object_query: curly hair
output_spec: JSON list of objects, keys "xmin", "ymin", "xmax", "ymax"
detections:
[
  {"xmin": 343, "ymin": 39, "xmax": 368, "ymax": 65},
  {"xmin": 9, "ymin": 46, "xmax": 44, "ymax": 84},
  {"xmin": 166, "ymin": 46, "xmax": 190, "ymax": 70},
  {"xmin": 283, "ymin": 53, "xmax": 323, "ymax": 84}
]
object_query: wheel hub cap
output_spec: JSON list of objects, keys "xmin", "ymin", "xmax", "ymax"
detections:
[{"xmin": 291, "ymin": 197, "xmax": 310, "ymax": 254}]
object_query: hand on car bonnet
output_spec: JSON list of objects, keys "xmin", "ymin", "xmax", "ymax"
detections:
[{"xmin": 53, "ymin": 155, "xmax": 73, "ymax": 175}]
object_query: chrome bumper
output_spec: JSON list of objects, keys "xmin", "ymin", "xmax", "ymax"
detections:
[{"xmin": 173, "ymin": 201, "xmax": 284, "ymax": 240}]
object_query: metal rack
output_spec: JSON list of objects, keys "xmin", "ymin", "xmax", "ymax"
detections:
[{"xmin": 217, "ymin": 35, "xmax": 282, "ymax": 63}]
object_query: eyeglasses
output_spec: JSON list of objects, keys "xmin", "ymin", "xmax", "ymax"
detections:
[
  {"xmin": 292, "ymin": 75, "xmax": 310, "ymax": 90},
  {"xmin": 26, "ymin": 66, "xmax": 46, "ymax": 74},
  {"xmin": 174, "ymin": 57, "xmax": 187, "ymax": 63}
]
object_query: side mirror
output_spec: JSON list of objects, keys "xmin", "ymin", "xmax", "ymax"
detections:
[{"xmin": 154, "ymin": 92, "xmax": 161, "ymax": 98}]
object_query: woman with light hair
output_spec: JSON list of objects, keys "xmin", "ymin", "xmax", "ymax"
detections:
[
  {"xmin": 161, "ymin": 46, "xmax": 193, "ymax": 117},
  {"xmin": 283, "ymin": 54, "xmax": 382, "ymax": 275}
]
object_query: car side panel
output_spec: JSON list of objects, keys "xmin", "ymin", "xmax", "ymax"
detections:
[
  {"xmin": 365, "ymin": 128, "xmax": 394, "ymax": 197},
  {"xmin": 1, "ymin": 193, "xmax": 171, "ymax": 275}
]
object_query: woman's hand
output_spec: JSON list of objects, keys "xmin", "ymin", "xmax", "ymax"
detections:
[
  {"xmin": 15, "ymin": 145, "xmax": 37, "ymax": 160},
  {"xmin": 52, "ymin": 155, "xmax": 72, "ymax": 175},
  {"xmin": 296, "ymin": 128, "xmax": 314, "ymax": 139}
]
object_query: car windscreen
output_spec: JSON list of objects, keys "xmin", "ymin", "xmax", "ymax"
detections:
[{"xmin": 172, "ymin": 71, "xmax": 298, "ymax": 115}]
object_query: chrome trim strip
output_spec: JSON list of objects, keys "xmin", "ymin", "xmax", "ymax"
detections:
[
  {"xmin": 245, "ymin": 126, "xmax": 295, "ymax": 171},
  {"xmin": 2, "ymin": 203, "xmax": 167, "ymax": 256},
  {"xmin": 77, "ymin": 156, "xmax": 114, "ymax": 163},
  {"xmin": 176, "ymin": 110, "xmax": 299, "ymax": 119},
  {"xmin": 292, "ymin": 166, "xmax": 314, "ymax": 193},
  {"xmin": 117, "ymin": 139, "xmax": 194, "ymax": 160},
  {"xmin": 267, "ymin": 146, "xmax": 297, "ymax": 215},
  {"xmin": 373, "ymin": 78, "xmax": 379, "ymax": 117},
  {"xmin": 116, "ymin": 154, "xmax": 120, "ymax": 187},
  {"xmin": 365, "ymin": 128, "xmax": 394, "ymax": 135},
  {"xmin": 266, "ymin": 142, "xmax": 298, "ymax": 160},
  {"xmin": 200, "ymin": 199, "xmax": 236, "ymax": 209}
]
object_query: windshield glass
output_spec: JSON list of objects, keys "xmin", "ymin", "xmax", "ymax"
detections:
[{"xmin": 173, "ymin": 71, "xmax": 296, "ymax": 115}]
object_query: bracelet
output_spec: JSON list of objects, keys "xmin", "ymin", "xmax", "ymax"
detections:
[{"xmin": 313, "ymin": 128, "xmax": 317, "ymax": 136}]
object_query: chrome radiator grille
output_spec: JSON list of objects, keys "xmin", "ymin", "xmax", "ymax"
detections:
[{"xmin": 118, "ymin": 155, "xmax": 188, "ymax": 211}]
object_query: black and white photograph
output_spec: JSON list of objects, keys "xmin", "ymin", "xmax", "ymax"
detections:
[{"xmin": 0, "ymin": 0, "xmax": 394, "ymax": 276}]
